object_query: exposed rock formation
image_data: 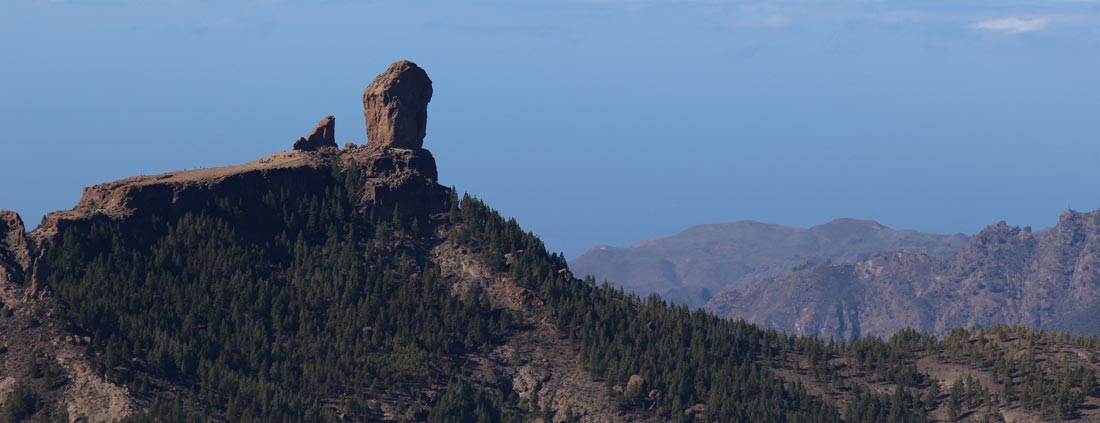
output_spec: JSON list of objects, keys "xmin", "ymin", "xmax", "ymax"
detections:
[
  {"xmin": 625, "ymin": 374, "xmax": 647, "ymax": 399},
  {"xmin": 363, "ymin": 60, "xmax": 433, "ymax": 149},
  {"xmin": 433, "ymin": 237, "xmax": 646, "ymax": 423},
  {"xmin": 11, "ymin": 59, "xmax": 1100, "ymax": 423},
  {"xmin": 708, "ymin": 210, "xmax": 1100, "ymax": 339},
  {"xmin": 0, "ymin": 211, "xmax": 30, "ymax": 284},
  {"xmin": 293, "ymin": 115, "xmax": 336, "ymax": 151},
  {"xmin": 344, "ymin": 146, "xmax": 444, "ymax": 218},
  {"xmin": 30, "ymin": 62, "xmax": 448, "ymax": 252},
  {"xmin": 9, "ymin": 59, "xmax": 636, "ymax": 421}
]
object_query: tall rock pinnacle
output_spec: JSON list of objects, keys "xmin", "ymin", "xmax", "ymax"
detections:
[{"xmin": 363, "ymin": 60, "xmax": 433, "ymax": 149}]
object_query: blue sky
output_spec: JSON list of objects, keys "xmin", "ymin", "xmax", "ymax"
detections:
[{"xmin": 2, "ymin": 0, "xmax": 1099, "ymax": 258}]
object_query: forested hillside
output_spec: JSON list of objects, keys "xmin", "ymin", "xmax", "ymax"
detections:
[
  {"xmin": 2, "ymin": 60, "xmax": 1100, "ymax": 423},
  {"xmin": 21, "ymin": 165, "xmax": 1100, "ymax": 422}
]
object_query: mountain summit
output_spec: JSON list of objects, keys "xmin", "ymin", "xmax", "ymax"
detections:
[{"xmin": 2, "ymin": 61, "xmax": 1100, "ymax": 423}]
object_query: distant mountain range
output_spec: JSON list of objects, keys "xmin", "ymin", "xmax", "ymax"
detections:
[
  {"xmin": 708, "ymin": 211, "xmax": 1100, "ymax": 340},
  {"xmin": 571, "ymin": 218, "xmax": 968, "ymax": 308}
]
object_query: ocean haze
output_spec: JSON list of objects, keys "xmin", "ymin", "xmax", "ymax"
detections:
[
  {"xmin": 2, "ymin": 0, "xmax": 1099, "ymax": 258},
  {"xmin": 4, "ymin": 3, "xmax": 1100, "ymax": 420}
]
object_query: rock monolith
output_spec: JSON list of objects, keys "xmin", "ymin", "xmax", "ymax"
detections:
[{"xmin": 363, "ymin": 60, "xmax": 433, "ymax": 149}]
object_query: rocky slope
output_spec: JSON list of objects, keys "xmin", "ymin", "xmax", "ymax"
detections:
[
  {"xmin": 2, "ymin": 214, "xmax": 135, "ymax": 421},
  {"xmin": 0, "ymin": 60, "xmax": 643, "ymax": 423},
  {"xmin": 708, "ymin": 211, "xmax": 1100, "ymax": 340},
  {"xmin": 571, "ymin": 219, "xmax": 967, "ymax": 308}
]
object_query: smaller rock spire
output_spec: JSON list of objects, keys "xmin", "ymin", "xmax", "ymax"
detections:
[{"xmin": 293, "ymin": 115, "xmax": 336, "ymax": 151}]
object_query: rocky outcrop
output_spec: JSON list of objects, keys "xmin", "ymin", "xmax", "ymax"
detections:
[
  {"xmin": 293, "ymin": 115, "xmax": 337, "ymax": 151},
  {"xmin": 4, "ymin": 60, "xmax": 453, "ymax": 423},
  {"xmin": 625, "ymin": 374, "xmax": 646, "ymax": 398},
  {"xmin": 30, "ymin": 62, "xmax": 446, "ymax": 254},
  {"xmin": 0, "ymin": 211, "xmax": 30, "ymax": 285},
  {"xmin": 708, "ymin": 210, "xmax": 1100, "ymax": 339},
  {"xmin": 433, "ymin": 236, "xmax": 646, "ymax": 423},
  {"xmin": 345, "ymin": 145, "xmax": 445, "ymax": 218},
  {"xmin": 363, "ymin": 60, "xmax": 433, "ymax": 149}
]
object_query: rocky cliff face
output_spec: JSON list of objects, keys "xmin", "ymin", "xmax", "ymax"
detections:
[
  {"xmin": 571, "ymin": 218, "xmax": 967, "ymax": 308},
  {"xmin": 363, "ymin": 60, "xmax": 433, "ymax": 149},
  {"xmin": 0, "ymin": 211, "xmax": 30, "ymax": 285},
  {"xmin": 28, "ymin": 62, "xmax": 446, "ymax": 260},
  {"xmin": 708, "ymin": 210, "xmax": 1100, "ymax": 339},
  {"xmin": 293, "ymin": 115, "xmax": 337, "ymax": 151},
  {"xmin": 2, "ymin": 207, "xmax": 134, "ymax": 423},
  {"xmin": 0, "ymin": 61, "xmax": 450, "ymax": 423}
]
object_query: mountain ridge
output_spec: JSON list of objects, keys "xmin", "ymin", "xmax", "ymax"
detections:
[
  {"xmin": 708, "ymin": 209, "xmax": 1100, "ymax": 340},
  {"xmin": 571, "ymin": 218, "xmax": 968, "ymax": 308}
]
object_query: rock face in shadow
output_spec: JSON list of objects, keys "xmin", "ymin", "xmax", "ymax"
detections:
[
  {"xmin": 0, "ymin": 210, "xmax": 30, "ymax": 284},
  {"xmin": 347, "ymin": 145, "xmax": 444, "ymax": 218},
  {"xmin": 571, "ymin": 219, "xmax": 968, "ymax": 308},
  {"xmin": 708, "ymin": 211, "xmax": 1100, "ymax": 339},
  {"xmin": 363, "ymin": 60, "xmax": 433, "ymax": 149},
  {"xmin": 293, "ymin": 115, "xmax": 337, "ymax": 151}
]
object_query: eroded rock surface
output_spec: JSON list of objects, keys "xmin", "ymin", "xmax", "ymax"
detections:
[
  {"xmin": 293, "ymin": 115, "xmax": 337, "ymax": 151},
  {"xmin": 0, "ymin": 211, "xmax": 30, "ymax": 285},
  {"xmin": 363, "ymin": 60, "xmax": 433, "ymax": 149},
  {"xmin": 433, "ymin": 237, "xmax": 646, "ymax": 423}
]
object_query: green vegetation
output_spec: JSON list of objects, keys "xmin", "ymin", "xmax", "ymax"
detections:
[
  {"xmin": 774, "ymin": 324, "xmax": 1100, "ymax": 422},
  {"xmin": 428, "ymin": 379, "xmax": 505, "ymax": 423},
  {"xmin": 4, "ymin": 383, "xmax": 41, "ymax": 422},
  {"xmin": 44, "ymin": 169, "xmax": 517, "ymax": 422},
  {"xmin": 451, "ymin": 194, "xmax": 841, "ymax": 421},
  {"xmin": 38, "ymin": 165, "xmax": 1100, "ymax": 422},
  {"xmin": 450, "ymin": 194, "xmax": 1100, "ymax": 422}
]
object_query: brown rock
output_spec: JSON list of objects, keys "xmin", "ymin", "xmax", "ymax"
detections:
[
  {"xmin": 625, "ymin": 374, "xmax": 646, "ymax": 398},
  {"xmin": 513, "ymin": 365, "xmax": 549, "ymax": 399},
  {"xmin": 0, "ymin": 211, "xmax": 30, "ymax": 284},
  {"xmin": 362, "ymin": 60, "xmax": 433, "ymax": 149},
  {"xmin": 683, "ymin": 403, "xmax": 705, "ymax": 418},
  {"xmin": 293, "ymin": 115, "xmax": 336, "ymax": 151}
]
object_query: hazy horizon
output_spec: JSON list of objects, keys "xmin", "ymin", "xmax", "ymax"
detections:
[{"xmin": 3, "ymin": 0, "xmax": 1099, "ymax": 258}]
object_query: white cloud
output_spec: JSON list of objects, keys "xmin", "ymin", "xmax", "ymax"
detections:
[{"xmin": 970, "ymin": 17, "xmax": 1049, "ymax": 33}]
